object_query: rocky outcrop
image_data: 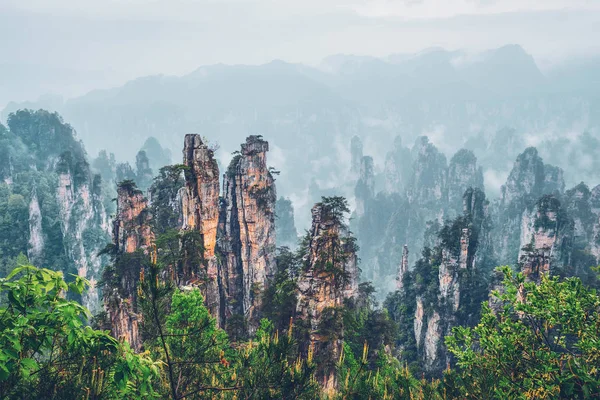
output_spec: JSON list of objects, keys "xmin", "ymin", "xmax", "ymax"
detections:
[
  {"xmin": 414, "ymin": 297, "xmax": 424, "ymax": 348},
  {"xmin": 518, "ymin": 195, "xmax": 565, "ymax": 283},
  {"xmin": 27, "ymin": 188, "xmax": 44, "ymax": 265},
  {"xmin": 396, "ymin": 245, "xmax": 409, "ymax": 291},
  {"xmin": 181, "ymin": 134, "xmax": 221, "ymax": 319},
  {"xmin": 105, "ymin": 182, "xmax": 154, "ymax": 352},
  {"xmin": 112, "ymin": 183, "xmax": 154, "ymax": 254},
  {"xmin": 220, "ymin": 135, "xmax": 276, "ymax": 333},
  {"xmin": 447, "ymin": 149, "xmax": 483, "ymax": 215},
  {"xmin": 409, "ymin": 136, "xmax": 447, "ymax": 208},
  {"xmin": 494, "ymin": 148, "xmax": 565, "ymax": 265},
  {"xmin": 296, "ymin": 199, "xmax": 358, "ymax": 389},
  {"xmin": 354, "ymin": 156, "xmax": 374, "ymax": 218},
  {"xmin": 403, "ymin": 189, "xmax": 492, "ymax": 375},
  {"xmin": 57, "ymin": 169, "xmax": 111, "ymax": 313}
]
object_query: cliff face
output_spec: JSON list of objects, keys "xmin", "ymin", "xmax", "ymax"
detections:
[
  {"xmin": 447, "ymin": 149, "xmax": 484, "ymax": 215},
  {"xmin": 296, "ymin": 200, "xmax": 358, "ymax": 389},
  {"xmin": 104, "ymin": 182, "xmax": 154, "ymax": 351},
  {"xmin": 407, "ymin": 189, "xmax": 491, "ymax": 375},
  {"xmin": 1, "ymin": 110, "xmax": 111, "ymax": 313},
  {"xmin": 182, "ymin": 134, "xmax": 220, "ymax": 258},
  {"xmin": 356, "ymin": 136, "xmax": 483, "ymax": 299},
  {"xmin": 112, "ymin": 183, "xmax": 154, "ymax": 254},
  {"xmin": 181, "ymin": 134, "xmax": 222, "ymax": 319},
  {"xmin": 494, "ymin": 147, "xmax": 565, "ymax": 265},
  {"xmin": 409, "ymin": 136, "xmax": 448, "ymax": 209},
  {"xmin": 515, "ymin": 182, "xmax": 600, "ymax": 283},
  {"xmin": 396, "ymin": 245, "xmax": 409, "ymax": 292},
  {"xmin": 58, "ymin": 173, "xmax": 111, "ymax": 311},
  {"xmin": 220, "ymin": 135, "xmax": 276, "ymax": 333}
]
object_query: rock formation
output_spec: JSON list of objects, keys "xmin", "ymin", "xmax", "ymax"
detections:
[
  {"xmin": 104, "ymin": 181, "xmax": 154, "ymax": 351},
  {"xmin": 404, "ymin": 188, "xmax": 491, "ymax": 375},
  {"xmin": 494, "ymin": 147, "xmax": 565, "ymax": 266},
  {"xmin": 27, "ymin": 188, "xmax": 44, "ymax": 265},
  {"xmin": 396, "ymin": 245, "xmax": 409, "ymax": 291},
  {"xmin": 296, "ymin": 199, "xmax": 358, "ymax": 389},
  {"xmin": 447, "ymin": 149, "xmax": 484, "ymax": 215},
  {"xmin": 409, "ymin": 136, "xmax": 448, "ymax": 209},
  {"xmin": 356, "ymin": 136, "xmax": 484, "ymax": 299},
  {"xmin": 220, "ymin": 135, "xmax": 277, "ymax": 333},
  {"xmin": 181, "ymin": 134, "xmax": 222, "ymax": 320}
]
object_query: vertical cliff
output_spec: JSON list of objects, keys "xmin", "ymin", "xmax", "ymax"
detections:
[
  {"xmin": 104, "ymin": 181, "xmax": 154, "ymax": 351},
  {"xmin": 1, "ymin": 110, "xmax": 111, "ymax": 312},
  {"xmin": 181, "ymin": 134, "xmax": 222, "ymax": 320},
  {"xmin": 398, "ymin": 188, "xmax": 491, "ymax": 375},
  {"xmin": 296, "ymin": 198, "xmax": 358, "ymax": 389},
  {"xmin": 408, "ymin": 136, "xmax": 448, "ymax": 209},
  {"xmin": 495, "ymin": 147, "xmax": 565, "ymax": 265},
  {"xmin": 356, "ymin": 137, "xmax": 484, "ymax": 300},
  {"xmin": 447, "ymin": 149, "xmax": 484, "ymax": 216},
  {"xmin": 220, "ymin": 135, "xmax": 277, "ymax": 333},
  {"xmin": 396, "ymin": 245, "xmax": 409, "ymax": 291},
  {"xmin": 27, "ymin": 188, "xmax": 44, "ymax": 265},
  {"xmin": 518, "ymin": 195, "xmax": 570, "ymax": 283}
]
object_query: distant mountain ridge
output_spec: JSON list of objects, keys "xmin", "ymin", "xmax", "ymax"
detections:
[{"xmin": 3, "ymin": 44, "xmax": 599, "ymax": 232}]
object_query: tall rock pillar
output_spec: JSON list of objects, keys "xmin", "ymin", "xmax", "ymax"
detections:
[
  {"xmin": 104, "ymin": 181, "xmax": 154, "ymax": 351},
  {"xmin": 221, "ymin": 135, "xmax": 277, "ymax": 333},
  {"xmin": 181, "ymin": 134, "xmax": 222, "ymax": 321}
]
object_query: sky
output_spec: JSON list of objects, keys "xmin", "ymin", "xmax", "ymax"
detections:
[{"xmin": 0, "ymin": 0, "xmax": 599, "ymax": 105}]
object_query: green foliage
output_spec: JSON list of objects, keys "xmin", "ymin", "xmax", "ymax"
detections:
[
  {"xmin": 336, "ymin": 342, "xmax": 442, "ymax": 400},
  {"xmin": 319, "ymin": 196, "xmax": 350, "ymax": 226},
  {"xmin": 149, "ymin": 164, "xmax": 188, "ymax": 235},
  {"xmin": 0, "ymin": 264, "xmax": 158, "ymax": 399},
  {"xmin": 261, "ymin": 246, "xmax": 300, "ymax": 332},
  {"xmin": 344, "ymin": 283, "xmax": 397, "ymax": 368},
  {"xmin": 232, "ymin": 319, "xmax": 320, "ymax": 399},
  {"xmin": 447, "ymin": 266, "xmax": 600, "ymax": 399}
]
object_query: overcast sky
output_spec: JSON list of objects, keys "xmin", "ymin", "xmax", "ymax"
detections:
[{"xmin": 1, "ymin": 0, "xmax": 599, "ymax": 104}]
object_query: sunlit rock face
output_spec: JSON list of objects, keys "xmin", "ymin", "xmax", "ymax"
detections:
[
  {"xmin": 220, "ymin": 135, "xmax": 277, "ymax": 333},
  {"xmin": 296, "ymin": 201, "xmax": 358, "ymax": 390},
  {"xmin": 182, "ymin": 134, "xmax": 220, "ymax": 259},
  {"xmin": 180, "ymin": 134, "xmax": 222, "ymax": 323},
  {"xmin": 105, "ymin": 183, "xmax": 154, "ymax": 352}
]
